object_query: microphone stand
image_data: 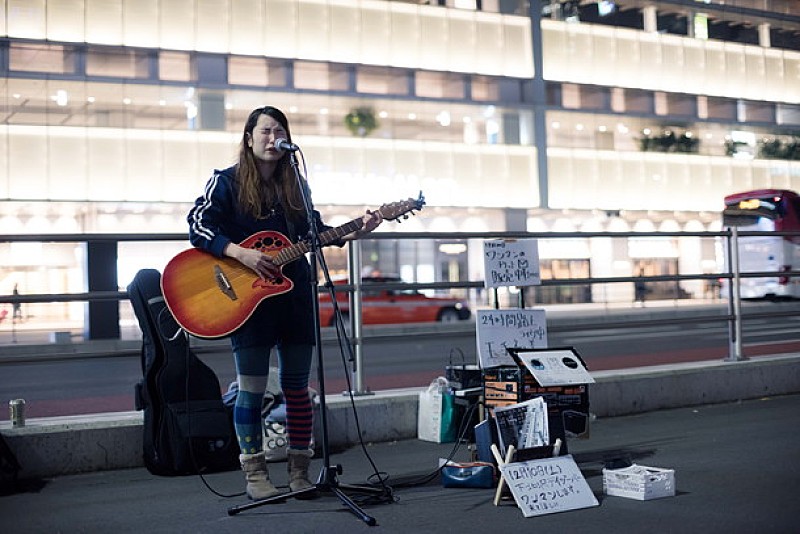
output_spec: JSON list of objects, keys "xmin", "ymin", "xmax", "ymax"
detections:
[{"xmin": 228, "ymin": 149, "xmax": 383, "ymax": 525}]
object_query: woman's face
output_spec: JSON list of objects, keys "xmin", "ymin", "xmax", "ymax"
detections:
[{"xmin": 247, "ymin": 113, "xmax": 289, "ymax": 163}]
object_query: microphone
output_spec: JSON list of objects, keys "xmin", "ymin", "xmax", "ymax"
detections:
[{"xmin": 275, "ymin": 138, "xmax": 300, "ymax": 152}]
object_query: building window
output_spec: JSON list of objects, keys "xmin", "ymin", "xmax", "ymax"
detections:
[
  {"xmin": 415, "ymin": 71, "xmax": 465, "ymax": 99},
  {"xmin": 228, "ymin": 56, "xmax": 287, "ymax": 87},
  {"xmin": 294, "ymin": 61, "xmax": 349, "ymax": 92},
  {"xmin": 159, "ymin": 51, "xmax": 192, "ymax": 82},
  {"xmin": 86, "ymin": 48, "xmax": 149, "ymax": 78},
  {"xmin": 9, "ymin": 43, "xmax": 76, "ymax": 74},
  {"xmin": 355, "ymin": 66, "xmax": 409, "ymax": 96},
  {"xmin": 472, "ymin": 76, "xmax": 500, "ymax": 101}
]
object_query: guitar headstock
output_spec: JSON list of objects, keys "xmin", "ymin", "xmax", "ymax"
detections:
[{"xmin": 378, "ymin": 192, "xmax": 426, "ymax": 222}]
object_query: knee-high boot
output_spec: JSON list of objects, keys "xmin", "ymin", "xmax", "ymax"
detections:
[{"xmin": 240, "ymin": 452, "xmax": 280, "ymax": 500}]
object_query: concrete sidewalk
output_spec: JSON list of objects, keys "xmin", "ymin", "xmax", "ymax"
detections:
[{"xmin": 2, "ymin": 393, "xmax": 799, "ymax": 534}]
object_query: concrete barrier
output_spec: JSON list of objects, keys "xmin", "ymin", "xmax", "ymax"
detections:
[{"xmin": 2, "ymin": 353, "xmax": 799, "ymax": 479}]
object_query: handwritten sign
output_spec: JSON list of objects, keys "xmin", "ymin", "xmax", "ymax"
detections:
[
  {"xmin": 500, "ymin": 455, "xmax": 599, "ymax": 517},
  {"xmin": 476, "ymin": 309, "xmax": 548, "ymax": 368},
  {"xmin": 483, "ymin": 239, "xmax": 540, "ymax": 288}
]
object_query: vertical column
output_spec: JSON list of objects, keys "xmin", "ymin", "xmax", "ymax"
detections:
[
  {"xmin": 528, "ymin": 2, "xmax": 549, "ymax": 209},
  {"xmin": 85, "ymin": 240, "xmax": 120, "ymax": 340},
  {"xmin": 758, "ymin": 23, "xmax": 771, "ymax": 48},
  {"xmin": 642, "ymin": 5, "xmax": 657, "ymax": 33}
]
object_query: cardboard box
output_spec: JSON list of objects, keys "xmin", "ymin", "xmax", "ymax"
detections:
[{"xmin": 603, "ymin": 464, "xmax": 676, "ymax": 501}]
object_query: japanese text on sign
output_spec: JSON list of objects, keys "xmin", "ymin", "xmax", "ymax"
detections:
[
  {"xmin": 500, "ymin": 455, "xmax": 599, "ymax": 518},
  {"xmin": 476, "ymin": 309, "xmax": 548, "ymax": 368},
  {"xmin": 483, "ymin": 239, "xmax": 540, "ymax": 288}
]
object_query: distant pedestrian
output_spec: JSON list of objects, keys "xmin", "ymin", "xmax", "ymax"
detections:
[
  {"xmin": 12, "ymin": 284, "xmax": 22, "ymax": 321},
  {"xmin": 634, "ymin": 269, "xmax": 647, "ymax": 306}
]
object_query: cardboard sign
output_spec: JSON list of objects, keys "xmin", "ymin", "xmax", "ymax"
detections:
[
  {"xmin": 483, "ymin": 239, "xmax": 541, "ymax": 288},
  {"xmin": 500, "ymin": 455, "xmax": 599, "ymax": 517},
  {"xmin": 508, "ymin": 348, "xmax": 595, "ymax": 386},
  {"xmin": 476, "ymin": 309, "xmax": 548, "ymax": 368}
]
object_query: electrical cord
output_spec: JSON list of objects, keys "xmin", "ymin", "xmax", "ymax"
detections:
[{"xmin": 164, "ymin": 311, "xmax": 244, "ymax": 499}]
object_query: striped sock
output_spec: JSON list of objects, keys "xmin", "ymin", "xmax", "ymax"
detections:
[{"xmin": 283, "ymin": 387, "xmax": 313, "ymax": 449}]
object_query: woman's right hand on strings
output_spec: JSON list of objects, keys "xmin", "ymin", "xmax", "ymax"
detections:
[{"xmin": 224, "ymin": 243, "xmax": 281, "ymax": 280}]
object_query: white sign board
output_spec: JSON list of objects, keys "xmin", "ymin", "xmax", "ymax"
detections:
[
  {"xmin": 476, "ymin": 309, "xmax": 548, "ymax": 368},
  {"xmin": 483, "ymin": 239, "xmax": 541, "ymax": 288},
  {"xmin": 510, "ymin": 348, "xmax": 596, "ymax": 386},
  {"xmin": 500, "ymin": 455, "xmax": 599, "ymax": 517}
]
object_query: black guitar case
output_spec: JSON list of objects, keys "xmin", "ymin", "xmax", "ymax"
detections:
[{"xmin": 129, "ymin": 268, "xmax": 239, "ymax": 476}]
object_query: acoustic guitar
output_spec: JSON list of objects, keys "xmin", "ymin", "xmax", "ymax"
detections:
[{"xmin": 161, "ymin": 194, "xmax": 425, "ymax": 339}]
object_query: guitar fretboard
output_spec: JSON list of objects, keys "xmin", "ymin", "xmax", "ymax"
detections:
[{"xmin": 273, "ymin": 219, "xmax": 364, "ymax": 266}]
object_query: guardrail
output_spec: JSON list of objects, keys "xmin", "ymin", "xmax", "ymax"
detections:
[{"xmin": 1, "ymin": 229, "xmax": 799, "ymax": 387}]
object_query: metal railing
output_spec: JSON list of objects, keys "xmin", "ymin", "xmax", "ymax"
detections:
[{"xmin": 2, "ymin": 229, "xmax": 800, "ymax": 389}]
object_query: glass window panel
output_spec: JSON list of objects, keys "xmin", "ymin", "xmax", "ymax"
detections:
[
  {"xmin": 160, "ymin": 51, "xmax": 192, "ymax": 82},
  {"xmin": 7, "ymin": 0, "xmax": 47, "ymax": 39},
  {"xmin": 590, "ymin": 26, "xmax": 617, "ymax": 87},
  {"xmin": 228, "ymin": 56, "xmax": 268, "ymax": 86},
  {"xmin": 85, "ymin": 0, "xmax": 123, "ymax": 45},
  {"xmin": 48, "ymin": 129, "xmax": 88, "ymax": 200},
  {"xmin": 418, "ymin": 11, "xmax": 448, "ymax": 71},
  {"xmin": 475, "ymin": 17, "xmax": 503, "ymax": 75},
  {"xmin": 638, "ymin": 34, "xmax": 662, "ymax": 90},
  {"xmin": 196, "ymin": 0, "xmax": 229, "ymax": 53},
  {"xmin": 88, "ymin": 133, "xmax": 125, "ymax": 200},
  {"xmin": 46, "ymin": 0, "xmax": 84, "ymax": 42},
  {"xmin": 162, "ymin": 132, "xmax": 201, "ymax": 200},
  {"xmin": 360, "ymin": 4, "xmax": 390, "ymax": 65},
  {"xmin": 704, "ymin": 42, "xmax": 727, "ymax": 97},
  {"xmin": 327, "ymin": 1, "xmax": 359, "ymax": 63},
  {"xmin": 8, "ymin": 128, "xmax": 48, "ymax": 198},
  {"xmin": 730, "ymin": 160, "xmax": 753, "ymax": 191},
  {"xmin": 782, "ymin": 54, "xmax": 800, "ymax": 104},
  {"xmin": 264, "ymin": 0, "xmax": 298, "ymax": 58},
  {"xmin": 613, "ymin": 29, "xmax": 640, "ymax": 89},
  {"xmin": 389, "ymin": 5, "xmax": 420, "ymax": 69},
  {"xmin": 471, "ymin": 76, "xmax": 499, "ymax": 101},
  {"xmin": 86, "ymin": 48, "xmax": 148, "ymax": 78},
  {"xmin": 356, "ymin": 66, "xmax": 408, "ymax": 96},
  {"xmin": 745, "ymin": 48, "xmax": 766, "ymax": 101},
  {"xmin": 124, "ymin": 136, "xmax": 163, "ymax": 200},
  {"xmin": 230, "ymin": 0, "xmax": 263, "ymax": 55},
  {"xmin": 296, "ymin": 0, "xmax": 329, "ymax": 61},
  {"xmin": 502, "ymin": 17, "xmax": 532, "ymax": 78},
  {"xmin": 160, "ymin": 0, "xmax": 195, "ymax": 51},
  {"xmin": 764, "ymin": 50, "xmax": 785, "ymax": 103},
  {"xmin": 9, "ymin": 43, "xmax": 76, "ymax": 74},
  {"xmin": 123, "ymin": 0, "xmax": 159, "ymax": 47},
  {"xmin": 724, "ymin": 43, "xmax": 747, "ymax": 99},
  {"xmin": 295, "ymin": 62, "xmax": 346, "ymax": 93},
  {"xmin": 416, "ymin": 71, "xmax": 465, "ymax": 99},
  {"xmin": 447, "ymin": 11, "xmax": 476, "ymax": 74},
  {"xmin": 541, "ymin": 20, "xmax": 567, "ymax": 81},
  {"xmin": 659, "ymin": 34, "xmax": 685, "ymax": 93}
]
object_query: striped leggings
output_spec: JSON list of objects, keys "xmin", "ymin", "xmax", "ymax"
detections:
[{"xmin": 232, "ymin": 344, "xmax": 313, "ymax": 455}]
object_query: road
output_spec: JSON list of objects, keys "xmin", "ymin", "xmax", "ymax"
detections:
[{"xmin": 1, "ymin": 301, "xmax": 799, "ymax": 419}]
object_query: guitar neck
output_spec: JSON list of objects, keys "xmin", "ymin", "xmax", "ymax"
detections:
[{"xmin": 273, "ymin": 218, "xmax": 363, "ymax": 267}]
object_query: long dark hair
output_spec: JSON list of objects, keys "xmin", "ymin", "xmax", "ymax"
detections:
[{"xmin": 236, "ymin": 106, "xmax": 305, "ymax": 220}]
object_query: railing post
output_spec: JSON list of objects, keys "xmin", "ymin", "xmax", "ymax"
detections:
[
  {"xmin": 85, "ymin": 240, "xmax": 120, "ymax": 340},
  {"xmin": 346, "ymin": 240, "xmax": 371, "ymax": 395},
  {"xmin": 725, "ymin": 227, "xmax": 746, "ymax": 362}
]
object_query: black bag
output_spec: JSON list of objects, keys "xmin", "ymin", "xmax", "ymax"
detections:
[{"xmin": 129, "ymin": 269, "xmax": 239, "ymax": 476}]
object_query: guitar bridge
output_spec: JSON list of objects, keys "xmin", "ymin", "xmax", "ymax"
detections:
[{"xmin": 214, "ymin": 264, "xmax": 237, "ymax": 301}]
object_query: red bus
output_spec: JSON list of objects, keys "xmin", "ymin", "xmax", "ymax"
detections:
[{"xmin": 722, "ymin": 189, "xmax": 800, "ymax": 299}]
